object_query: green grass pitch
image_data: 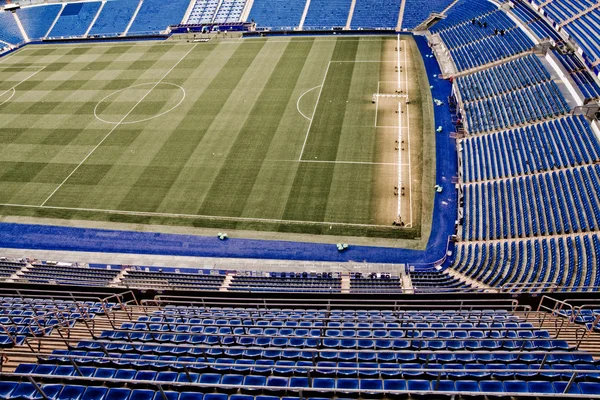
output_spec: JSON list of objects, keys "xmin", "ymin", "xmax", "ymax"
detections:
[{"xmin": 0, "ymin": 36, "xmax": 429, "ymax": 240}]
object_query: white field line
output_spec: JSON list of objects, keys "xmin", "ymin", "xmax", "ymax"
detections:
[
  {"xmin": 397, "ymin": 101, "xmax": 402, "ymax": 220},
  {"xmin": 296, "ymin": 85, "xmax": 321, "ymax": 121},
  {"xmin": 0, "ymin": 88, "xmax": 15, "ymax": 106},
  {"xmin": 375, "ymin": 81, "xmax": 379, "ymax": 127},
  {"xmin": 0, "ymin": 66, "xmax": 45, "ymax": 99},
  {"xmin": 41, "ymin": 44, "xmax": 198, "ymax": 207},
  {"xmin": 397, "ymin": 34, "xmax": 401, "ymax": 91},
  {"xmin": 0, "ymin": 203, "xmax": 395, "ymax": 229},
  {"xmin": 298, "ymin": 61, "xmax": 330, "ymax": 161},
  {"xmin": 293, "ymin": 159, "xmax": 399, "ymax": 166},
  {"xmin": 405, "ymin": 42, "xmax": 413, "ymax": 228}
]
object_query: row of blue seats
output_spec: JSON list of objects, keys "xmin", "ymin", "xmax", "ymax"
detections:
[
  {"xmin": 247, "ymin": 0, "xmax": 304, "ymax": 29},
  {"xmin": 0, "ymin": 10, "xmax": 24, "ymax": 45},
  {"xmin": 461, "ymin": 116, "xmax": 600, "ymax": 183},
  {"xmin": 456, "ymin": 54, "xmax": 551, "ymax": 102},
  {"xmin": 400, "ymin": 0, "xmax": 454, "ymax": 30},
  {"xmin": 2, "ymin": 380, "xmax": 599, "ymax": 399},
  {"xmin": 48, "ymin": 2, "xmax": 102, "ymax": 38},
  {"xmin": 543, "ymin": 0, "xmax": 595, "ymax": 23},
  {"xmin": 51, "ymin": 349, "xmax": 596, "ymax": 367},
  {"xmin": 450, "ymin": 28, "xmax": 535, "ymax": 72},
  {"xmin": 562, "ymin": 13, "xmax": 600, "ymax": 65},
  {"xmin": 454, "ymin": 234, "xmax": 600, "ymax": 290},
  {"xmin": 554, "ymin": 51, "xmax": 600, "ymax": 100},
  {"xmin": 151, "ymin": 308, "xmax": 514, "ymax": 319},
  {"xmin": 429, "ymin": 0, "xmax": 497, "ymax": 33},
  {"xmin": 439, "ymin": 10, "xmax": 518, "ymax": 50},
  {"xmin": 464, "ymin": 81, "xmax": 569, "ymax": 134},
  {"xmin": 510, "ymin": 1, "xmax": 563, "ymax": 43},
  {"xmin": 462, "ymin": 167, "xmax": 600, "ymax": 240},
  {"xmin": 303, "ymin": 0, "xmax": 352, "ymax": 29},
  {"xmin": 350, "ymin": 0, "xmax": 401, "ymax": 29}
]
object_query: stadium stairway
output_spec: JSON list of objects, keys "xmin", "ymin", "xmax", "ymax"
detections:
[{"xmin": 445, "ymin": 268, "xmax": 492, "ymax": 291}]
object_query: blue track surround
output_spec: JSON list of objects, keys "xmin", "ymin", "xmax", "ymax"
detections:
[{"xmin": 0, "ymin": 34, "xmax": 458, "ymax": 268}]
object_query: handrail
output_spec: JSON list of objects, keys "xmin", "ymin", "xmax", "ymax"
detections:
[
  {"xmin": 3, "ymin": 351, "xmax": 600, "ymax": 374},
  {"xmin": 147, "ymin": 296, "xmax": 523, "ymax": 311},
  {"xmin": 1, "ymin": 371, "xmax": 599, "ymax": 398}
]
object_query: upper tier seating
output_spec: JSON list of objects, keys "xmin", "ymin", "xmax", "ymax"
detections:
[
  {"xmin": 187, "ymin": 0, "xmax": 220, "ymax": 24},
  {"xmin": 350, "ymin": 0, "xmax": 401, "ymax": 29},
  {"xmin": 563, "ymin": 15, "xmax": 600, "ymax": 65},
  {"xmin": 230, "ymin": 273, "xmax": 342, "ymax": 292},
  {"xmin": 510, "ymin": 1, "xmax": 564, "ymax": 43},
  {"xmin": 456, "ymin": 55, "xmax": 551, "ymax": 103},
  {"xmin": 303, "ymin": 0, "xmax": 352, "ymax": 29},
  {"xmin": 4, "ymin": 300, "xmax": 600, "ymax": 397},
  {"xmin": 400, "ymin": 0, "xmax": 454, "ymax": 30},
  {"xmin": 429, "ymin": 0, "xmax": 497, "ymax": 33},
  {"xmin": 121, "ymin": 270, "xmax": 225, "ymax": 290},
  {"xmin": 0, "ymin": 11, "xmax": 24, "ymax": 45},
  {"xmin": 463, "ymin": 81, "xmax": 570, "ymax": 134},
  {"xmin": 432, "ymin": 5, "xmax": 536, "ymax": 72},
  {"xmin": 127, "ymin": 0, "xmax": 189, "ymax": 35},
  {"xmin": 88, "ymin": 0, "xmax": 140, "ymax": 36},
  {"xmin": 48, "ymin": 2, "xmax": 102, "ymax": 38},
  {"xmin": 16, "ymin": 4, "xmax": 62, "ymax": 40},
  {"xmin": 15, "ymin": 264, "xmax": 120, "ymax": 286},
  {"xmin": 554, "ymin": 51, "xmax": 600, "ymax": 101},
  {"xmin": 460, "ymin": 116, "xmax": 600, "ymax": 183},
  {"xmin": 535, "ymin": 0, "xmax": 600, "ymax": 65},
  {"xmin": 213, "ymin": 0, "xmax": 246, "ymax": 23},
  {"xmin": 246, "ymin": 0, "xmax": 305, "ymax": 29}
]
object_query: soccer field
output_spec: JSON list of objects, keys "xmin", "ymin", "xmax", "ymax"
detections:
[{"xmin": 0, "ymin": 36, "xmax": 432, "ymax": 240}]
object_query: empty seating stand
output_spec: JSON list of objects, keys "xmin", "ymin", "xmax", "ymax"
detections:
[
  {"xmin": 432, "ymin": 4, "xmax": 535, "ymax": 72},
  {"xmin": 350, "ymin": 0, "xmax": 401, "ymax": 29},
  {"xmin": 48, "ymin": 2, "xmax": 102, "ymax": 38},
  {"xmin": 0, "ymin": 11, "xmax": 24, "ymax": 45},
  {"xmin": 0, "ymin": 260, "xmax": 25, "ymax": 281},
  {"xmin": 3, "ymin": 300, "xmax": 600, "ymax": 398},
  {"xmin": 127, "ymin": 0, "xmax": 190, "ymax": 35},
  {"xmin": 15, "ymin": 264, "xmax": 120, "ymax": 286},
  {"xmin": 349, "ymin": 275, "xmax": 402, "ymax": 293},
  {"xmin": 303, "ymin": 0, "xmax": 352, "ymax": 29},
  {"xmin": 16, "ymin": 4, "xmax": 62, "ymax": 41},
  {"xmin": 539, "ymin": 0, "xmax": 600, "ymax": 64},
  {"xmin": 246, "ymin": 0, "xmax": 305, "ymax": 29},
  {"xmin": 554, "ymin": 51, "xmax": 600, "ymax": 101},
  {"xmin": 401, "ymin": 0, "xmax": 454, "ymax": 30},
  {"xmin": 88, "ymin": 0, "xmax": 140, "ymax": 37},
  {"xmin": 0, "ymin": 295, "xmax": 115, "ymax": 348},
  {"xmin": 410, "ymin": 271, "xmax": 475, "ymax": 292},
  {"xmin": 121, "ymin": 270, "xmax": 225, "ymax": 290},
  {"xmin": 230, "ymin": 274, "xmax": 341, "ymax": 293}
]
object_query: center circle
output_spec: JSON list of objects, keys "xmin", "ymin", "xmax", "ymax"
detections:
[{"xmin": 94, "ymin": 82, "xmax": 186, "ymax": 125}]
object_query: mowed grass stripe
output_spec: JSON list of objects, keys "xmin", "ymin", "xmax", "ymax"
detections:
[
  {"xmin": 198, "ymin": 39, "xmax": 315, "ymax": 217},
  {"xmin": 280, "ymin": 40, "xmax": 359, "ymax": 228},
  {"xmin": 322, "ymin": 39, "xmax": 384, "ymax": 224},
  {"xmin": 113, "ymin": 42, "xmax": 267, "ymax": 213}
]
